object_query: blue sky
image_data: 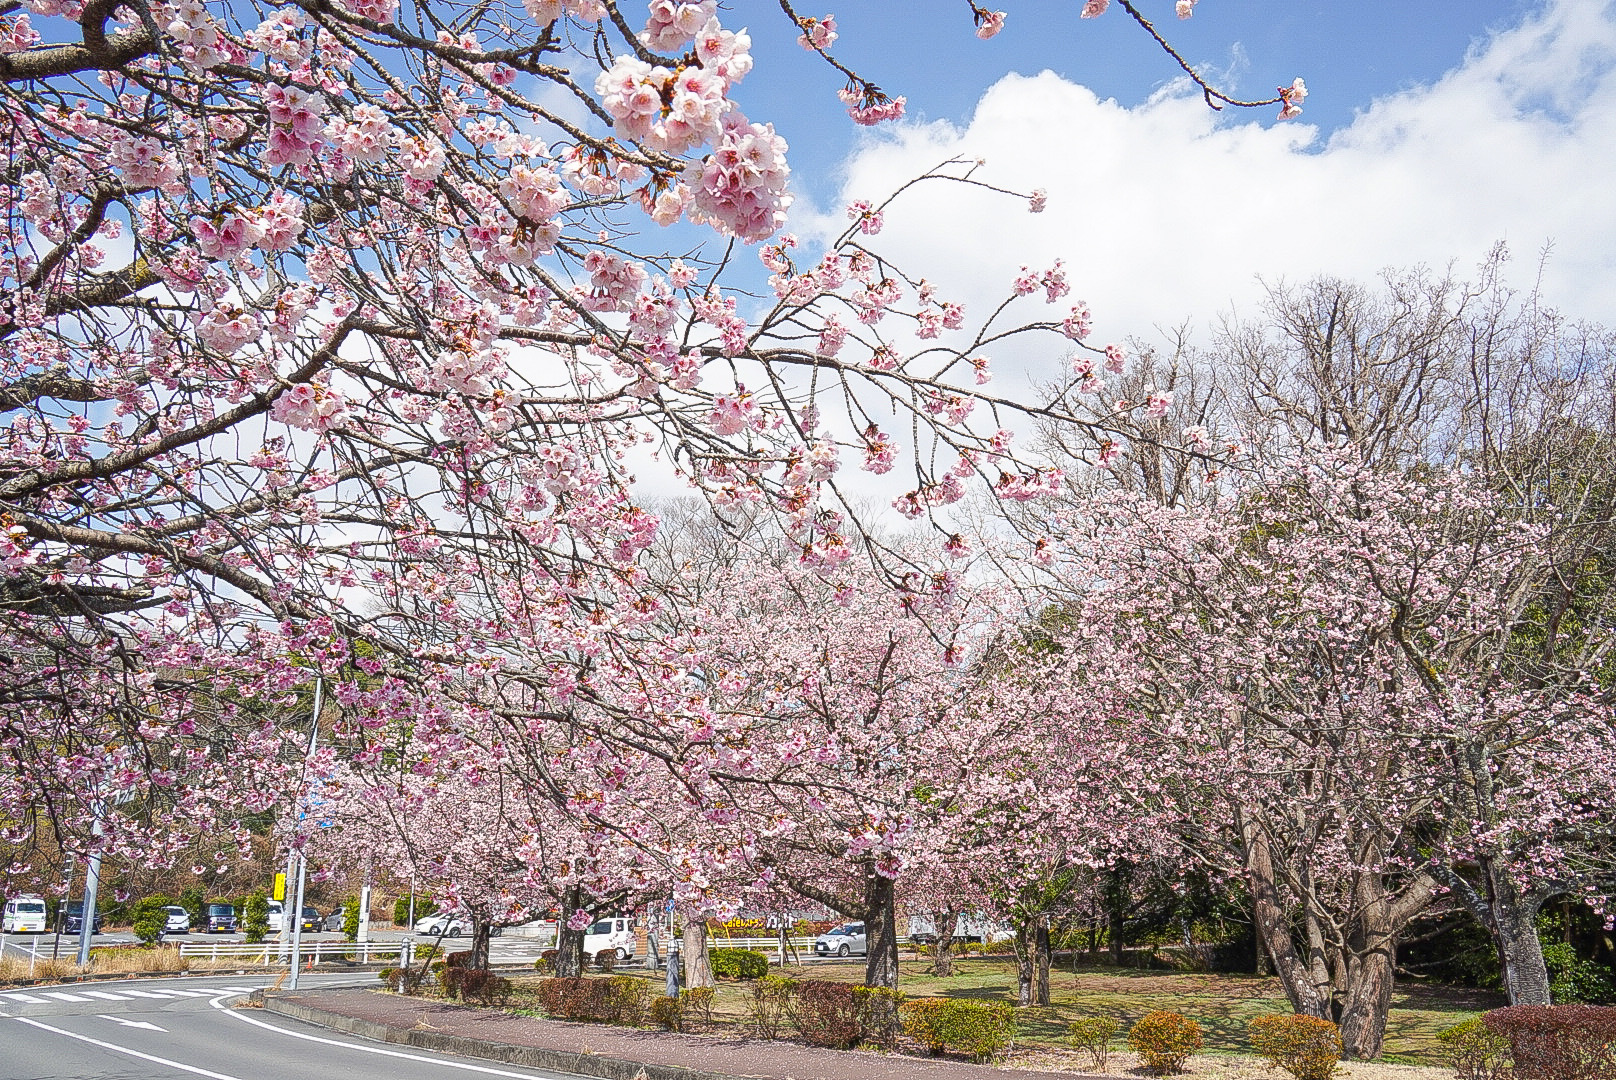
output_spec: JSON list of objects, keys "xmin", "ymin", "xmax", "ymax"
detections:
[{"xmin": 730, "ymin": 1, "xmax": 1545, "ymax": 206}]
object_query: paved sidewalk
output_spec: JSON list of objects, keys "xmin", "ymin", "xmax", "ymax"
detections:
[{"xmin": 266, "ymin": 988, "xmax": 1111, "ymax": 1080}]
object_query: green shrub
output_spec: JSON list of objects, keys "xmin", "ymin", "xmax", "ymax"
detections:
[
  {"xmin": 533, "ymin": 950, "xmax": 556, "ymax": 976},
  {"xmin": 680, "ymin": 986, "xmax": 715, "ymax": 1033},
  {"xmin": 1437, "ymin": 1018, "xmax": 1512, "ymax": 1080},
  {"xmin": 130, "ymin": 896, "xmax": 169, "ymax": 944},
  {"xmin": 606, "ymin": 975, "xmax": 650, "ymax": 1025},
  {"xmin": 1070, "ymin": 1016, "xmax": 1121, "ymax": 1071},
  {"xmin": 1249, "ymin": 1015, "xmax": 1343, "ymax": 1080},
  {"xmin": 393, "ymin": 896, "xmax": 436, "ymax": 926},
  {"xmin": 651, "ymin": 994, "xmax": 683, "ymax": 1031},
  {"xmin": 902, "ymin": 999, "xmax": 1015, "ymax": 1063},
  {"xmin": 342, "ymin": 897, "xmax": 360, "ymax": 942},
  {"xmin": 242, "ymin": 893, "xmax": 269, "ymax": 944},
  {"xmin": 789, "ymin": 980, "xmax": 860, "ymax": 1048},
  {"xmin": 1129, "ymin": 1010, "xmax": 1202, "ymax": 1075},
  {"xmin": 178, "ymin": 888, "xmax": 204, "ymax": 930},
  {"xmin": 750, "ymin": 975, "xmax": 798, "ymax": 1040},
  {"xmin": 710, "ymin": 947, "xmax": 769, "ymax": 980},
  {"xmin": 853, "ymin": 986, "xmax": 906, "ymax": 1051}
]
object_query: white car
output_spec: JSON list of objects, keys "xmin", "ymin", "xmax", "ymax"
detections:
[
  {"xmin": 414, "ymin": 912, "xmax": 467, "ymax": 937},
  {"xmin": 814, "ymin": 922, "xmax": 867, "ymax": 958},
  {"xmin": 584, "ymin": 917, "xmax": 636, "ymax": 961},
  {"xmin": 163, "ymin": 905, "xmax": 192, "ymax": 933}
]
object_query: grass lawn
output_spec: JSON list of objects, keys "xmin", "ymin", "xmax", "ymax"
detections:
[{"xmin": 524, "ymin": 954, "xmax": 1499, "ymax": 1071}]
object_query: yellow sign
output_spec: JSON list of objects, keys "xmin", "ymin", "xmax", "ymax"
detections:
[{"xmin": 273, "ymin": 873, "xmax": 286, "ymax": 902}]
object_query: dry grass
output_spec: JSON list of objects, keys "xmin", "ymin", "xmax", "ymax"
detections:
[
  {"xmin": 0, "ymin": 944, "xmax": 193, "ymax": 983},
  {"xmin": 1013, "ymin": 1046, "xmax": 1451, "ymax": 1080}
]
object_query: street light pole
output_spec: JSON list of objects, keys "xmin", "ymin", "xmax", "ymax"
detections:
[{"xmin": 75, "ymin": 806, "xmax": 104, "ymax": 967}]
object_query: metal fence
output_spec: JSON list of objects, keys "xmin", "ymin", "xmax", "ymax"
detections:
[{"xmin": 178, "ymin": 940, "xmax": 408, "ymax": 965}]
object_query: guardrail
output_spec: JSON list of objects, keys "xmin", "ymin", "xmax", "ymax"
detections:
[{"xmin": 178, "ymin": 940, "xmax": 408, "ymax": 965}]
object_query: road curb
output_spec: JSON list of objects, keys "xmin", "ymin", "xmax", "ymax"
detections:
[{"xmin": 262, "ymin": 993, "xmax": 744, "ymax": 1080}]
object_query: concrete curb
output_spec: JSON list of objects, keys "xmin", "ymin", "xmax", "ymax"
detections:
[{"xmin": 263, "ymin": 994, "xmax": 741, "ymax": 1080}]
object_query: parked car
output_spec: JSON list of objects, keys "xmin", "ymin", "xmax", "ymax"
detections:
[
  {"xmin": 814, "ymin": 922, "xmax": 867, "ymax": 958},
  {"xmin": 203, "ymin": 903, "xmax": 237, "ymax": 933},
  {"xmin": 266, "ymin": 900, "xmax": 283, "ymax": 932},
  {"xmin": 584, "ymin": 917, "xmax": 636, "ymax": 961},
  {"xmin": 61, "ymin": 900, "xmax": 104, "ymax": 934},
  {"xmin": 163, "ymin": 905, "xmax": 192, "ymax": 933},
  {"xmin": 323, "ymin": 909, "xmax": 345, "ymax": 932},
  {"xmin": 1, "ymin": 895, "xmax": 48, "ymax": 934},
  {"xmin": 296, "ymin": 906, "xmax": 320, "ymax": 931},
  {"xmin": 413, "ymin": 912, "xmax": 466, "ymax": 937}
]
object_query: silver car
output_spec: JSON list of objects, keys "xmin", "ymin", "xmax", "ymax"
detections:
[
  {"xmin": 813, "ymin": 922, "xmax": 867, "ymax": 958},
  {"xmin": 163, "ymin": 905, "xmax": 191, "ymax": 933}
]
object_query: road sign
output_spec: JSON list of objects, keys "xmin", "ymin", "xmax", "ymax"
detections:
[{"xmin": 273, "ymin": 873, "xmax": 286, "ymax": 902}]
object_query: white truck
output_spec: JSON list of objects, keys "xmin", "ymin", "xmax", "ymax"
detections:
[
  {"xmin": 584, "ymin": 917, "xmax": 636, "ymax": 961},
  {"xmin": 907, "ymin": 912, "xmax": 1014, "ymax": 946}
]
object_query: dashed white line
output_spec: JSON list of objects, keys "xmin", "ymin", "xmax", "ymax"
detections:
[
  {"xmin": 77, "ymin": 990, "xmax": 133, "ymax": 1000},
  {"xmin": 41, "ymin": 992, "xmax": 90, "ymax": 1002},
  {"xmin": 1, "ymin": 993, "xmax": 46, "ymax": 1003}
]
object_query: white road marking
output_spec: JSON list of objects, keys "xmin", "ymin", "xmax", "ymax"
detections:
[
  {"xmin": 15, "ymin": 1017, "xmax": 245, "ymax": 1080},
  {"xmin": 116, "ymin": 989, "xmax": 175, "ymax": 998},
  {"xmin": 97, "ymin": 1014, "xmax": 167, "ymax": 1031},
  {"xmin": 211, "ymin": 996, "xmax": 559, "ymax": 1079},
  {"xmin": 1, "ymin": 993, "xmax": 46, "ymax": 1003},
  {"xmin": 41, "ymin": 992, "xmax": 90, "ymax": 1002},
  {"xmin": 78, "ymin": 990, "xmax": 133, "ymax": 1000}
]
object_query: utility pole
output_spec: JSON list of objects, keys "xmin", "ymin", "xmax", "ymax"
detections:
[
  {"xmin": 75, "ymin": 807, "xmax": 104, "ymax": 967},
  {"xmin": 286, "ymin": 678, "xmax": 322, "ymax": 990}
]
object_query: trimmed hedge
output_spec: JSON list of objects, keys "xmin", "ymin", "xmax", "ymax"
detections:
[
  {"xmin": 902, "ymin": 998, "xmax": 1015, "ymax": 1063},
  {"xmin": 1483, "ymin": 1005, "xmax": 1616, "ymax": 1080},
  {"xmin": 1129, "ymin": 1010, "xmax": 1202, "ymax": 1075},
  {"xmin": 1249, "ymin": 1014, "xmax": 1342, "ymax": 1080},
  {"xmin": 442, "ymin": 967, "xmax": 512, "ymax": 1006},
  {"xmin": 681, "ymin": 987, "xmax": 715, "ymax": 1033},
  {"xmin": 854, "ymin": 986, "xmax": 906, "ymax": 1051},
  {"xmin": 710, "ymin": 947, "xmax": 769, "ymax": 980},
  {"xmin": 1438, "ymin": 1018, "xmax": 1512, "ymax": 1080},
  {"xmin": 789, "ymin": 980, "xmax": 861, "ymax": 1049}
]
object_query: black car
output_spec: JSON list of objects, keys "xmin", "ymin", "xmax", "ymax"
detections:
[
  {"xmin": 61, "ymin": 900, "xmax": 104, "ymax": 934},
  {"xmin": 204, "ymin": 903, "xmax": 238, "ymax": 933}
]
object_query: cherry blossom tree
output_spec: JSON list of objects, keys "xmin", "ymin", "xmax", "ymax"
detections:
[
  {"xmin": 2, "ymin": 0, "xmax": 1289, "ymax": 874},
  {"xmin": 989, "ymin": 449, "xmax": 1616, "ymax": 1057}
]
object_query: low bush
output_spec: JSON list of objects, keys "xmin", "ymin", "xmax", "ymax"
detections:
[
  {"xmin": 1070, "ymin": 1016, "xmax": 1121, "ymax": 1071},
  {"xmin": 442, "ymin": 967, "xmax": 510, "ymax": 1006},
  {"xmin": 652, "ymin": 994, "xmax": 683, "ymax": 1031},
  {"xmin": 853, "ymin": 986, "xmax": 907, "ymax": 1051},
  {"xmin": 789, "ymin": 980, "xmax": 861, "ymax": 1049},
  {"xmin": 535, "ymin": 976, "xmax": 614, "ymax": 1022},
  {"xmin": 593, "ymin": 950, "xmax": 617, "ymax": 973},
  {"xmin": 242, "ymin": 893, "xmax": 269, "ymax": 945},
  {"xmin": 750, "ymin": 975, "xmax": 798, "ymax": 1040},
  {"xmin": 130, "ymin": 897, "xmax": 168, "ymax": 944},
  {"xmin": 1438, "ymin": 1018, "xmax": 1513, "ymax": 1080},
  {"xmin": 342, "ymin": 897, "xmax": 361, "ymax": 942},
  {"xmin": 445, "ymin": 950, "xmax": 473, "ymax": 969},
  {"xmin": 681, "ymin": 986, "xmax": 716, "ymax": 1033},
  {"xmin": 1483, "ymin": 1005, "xmax": 1616, "ymax": 1080},
  {"xmin": 533, "ymin": 949, "xmax": 557, "ymax": 976},
  {"xmin": 710, "ymin": 948, "xmax": 769, "ymax": 981},
  {"xmin": 902, "ymin": 999, "xmax": 1015, "ymax": 1063},
  {"xmin": 1129, "ymin": 1010, "xmax": 1203, "ymax": 1075},
  {"xmin": 1249, "ymin": 1015, "xmax": 1342, "ymax": 1080},
  {"xmin": 606, "ymin": 975, "xmax": 650, "ymax": 1025}
]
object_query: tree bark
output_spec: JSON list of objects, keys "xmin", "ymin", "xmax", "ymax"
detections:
[
  {"xmin": 556, "ymin": 886, "xmax": 585, "ymax": 977},
  {"xmin": 1338, "ymin": 918, "xmax": 1397, "ymax": 1059},
  {"xmin": 864, "ymin": 870, "xmax": 899, "ymax": 989},
  {"xmin": 1244, "ymin": 827, "xmax": 1332, "ymax": 1019},
  {"xmin": 1432, "ymin": 860, "xmax": 1554, "ymax": 1006},
  {"xmin": 683, "ymin": 918, "xmax": 714, "ymax": 988},
  {"xmin": 1035, "ymin": 914, "xmax": 1052, "ymax": 1006},
  {"xmin": 469, "ymin": 917, "xmax": 492, "ymax": 971},
  {"xmin": 931, "ymin": 908, "xmax": 959, "ymax": 978}
]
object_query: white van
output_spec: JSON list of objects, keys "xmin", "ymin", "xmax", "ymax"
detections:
[
  {"xmin": 267, "ymin": 900, "xmax": 283, "ymax": 932},
  {"xmin": 2, "ymin": 895, "xmax": 48, "ymax": 933},
  {"xmin": 585, "ymin": 917, "xmax": 636, "ymax": 961}
]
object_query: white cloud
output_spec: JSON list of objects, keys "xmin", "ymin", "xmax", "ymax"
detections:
[{"xmin": 817, "ymin": 0, "xmax": 1616, "ymax": 380}]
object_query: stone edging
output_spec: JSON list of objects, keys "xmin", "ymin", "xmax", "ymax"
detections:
[{"xmin": 262, "ymin": 993, "xmax": 741, "ymax": 1080}]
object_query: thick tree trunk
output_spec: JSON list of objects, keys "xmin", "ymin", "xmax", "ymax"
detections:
[
  {"xmin": 1035, "ymin": 915, "xmax": 1052, "ymax": 1006},
  {"xmin": 931, "ymin": 908, "xmax": 959, "ymax": 978},
  {"xmin": 683, "ymin": 919, "xmax": 714, "ymax": 988},
  {"xmin": 1244, "ymin": 827, "xmax": 1332, "ymax": 1019},
  {"xmin": 556, "ymin": 886, "xmax": 585, "ymax": 977},
  {"xmin": 469, "ymin": 917, "xmax": 492, "ymax": 970},
  {"xmin": 1433, "ymin": 859, "xmax": 1554, "ymax": 1006},
  {"xmin": 1016, "ymin": 919, "xmax": 1035, "ymax": 1007},
  {"xmin": 864, "ymin": 871, "xmax": 899, "ymax": 989},
  {"xmin": 1338, "ymin": 924, "xmax": 1396, "ymax": 1059}
]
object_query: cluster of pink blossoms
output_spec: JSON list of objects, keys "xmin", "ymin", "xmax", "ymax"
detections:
[{"xmin": 270, "ymin": 383, "xmax": 349, "ymax": 432}]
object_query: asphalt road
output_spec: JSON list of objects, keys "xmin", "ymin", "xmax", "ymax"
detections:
[{"xmin": 0, "ymin": 973, "xmax": 583, "ymax": 1080}]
